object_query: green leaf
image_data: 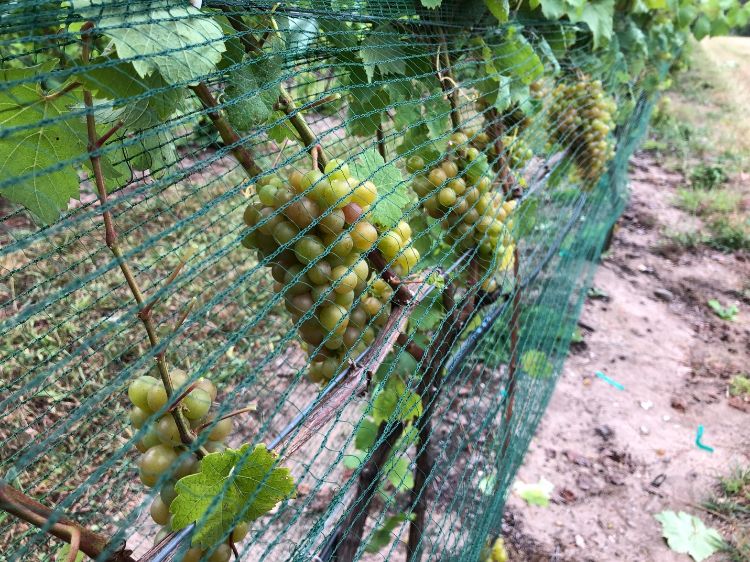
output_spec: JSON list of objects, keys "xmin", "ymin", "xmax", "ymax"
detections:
[
  {"xmin": 126, "ymin": 129, "xmax": 177, "ymax": 177},
  {"xmin": 655, "ymin": 511, "xmax": 724, "ymax": 562},
  {"xmin": 171, "ymin": 444, "xmax": 295, "ymax": 548},
  {"xmin": 384, "ymin": 455, "xmax": 414, "ymax": 491},
  {"xmin": 410, "ymin": 293, "xmax": 445, "ymax": 333},
  {"xmin": 0, "ymin": 70, "xmax": 88, "ymax": 223},
  {"xmin": 346, "ymin": 86, "xmax": 389, "ymax": 137},
  {"xmin": 104, "ymin": 7, "xmax": 226, "ymax": 86},
  {"xmin": 355, "ymin": 418, "xmax": 379, "ymax": 450},
  {"xmin": 365, "ymin": 513, "xmax": 415, "ymax": 553},
  {"xmin": 520, "ymin": 350, "xmax": 554, "ymax": 378},
  {"xmin": 513, "ymin": 477, "xmax": 553, "ymax": 506},
  {"xmin": 478, "ymin": 473, "xmax": 497, "ymax": 495},
  {"xmin": 350, "ymin": 148, "xmax": 410, "ymax": 229},
  {"xmin": 344, "ymin": 449, "xmax": 367, "ymax": 470},
  {"xmin": 55, "ymin": 545, "xmax": 85, "ymax": 562},
  {"xmin": 372, "ymin": 377, "xmax": 422, "ymax": 425},
  {"xmin": 485, "ymin": 0, "xmax": 509, "ymax": 22},
  {"xmin": 575, "ymin": 0, "xmax": 615, "ymax": 48},
  {"xmin": 360, "ymin": 25, "xmax": 407, "ymax": 83},
  {"xmin": 493, "ymin": 27, "xmax": 544, "ymax": 86},
  {"xmin": 224, "ymin": 56, "xmax": 281, "ymax": 132}
]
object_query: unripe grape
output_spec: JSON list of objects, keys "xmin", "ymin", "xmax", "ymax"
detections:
[
  {"xmin": 351, "ymin": 221, "xmax": 378, "ymax": 252},
  {"xmin": 324, "ymin": 335, "xmax": 344, "ymax": 350},
  {"xmin": 232, "ymin": 522, "xmax": 250, "ymax": 542},
  {"xmin": 377, "ymin": 231, "xmax": 403, "ymax": 261},
  {"xmin": 258, "ymin": 183, "xmax": 278, "ymax": 207},
  {"xmin": 351, "ymin": 181, "xmax": 377, "ymax": 207},
  {"xmin": 273, "ymin": 186, "xmax": 295, "ymax": 209},
  {"xmin": 363, "ymin": 326, "xmax": 375, "ymax": 345},
  {"xmin": 349, "ymin": 307, "xmax": 367, "ymax": 329},
  {"xmin": 147, "ymin": 384, "xmax": 168, "ymax": 412},
  {"xmin": 299, "ymin": 318, "xmax": 325, "ymax": 346},
  {"xmin": 174, "ymin": 454, "xmax": 200, "ymax": 479},
  {"xmin": 319, "ymin": 304, "xmax": 348, "ymax": 334},
  {"xmin": 438, "ymin": 188, "xmax": 457, "ymax": 207},
  {"xmin": 343, "ymin": 326, "xmax": 361, "ymax": 349},
  {"xmin": 257, "ymin": 207, "xmax": 282, "ymax": 236},
  {"xmin": 160, "ymin": 481, "xmax": 178, "ymax": 505},
  {"xmin": 155, "ymin": 415, "xmax": 181, "ymax": 446},
  {"xmin": 138, "ymin": 430, "xmax": 161, "ymax": 453},
  {"xmin": 183, "ymin": 388, "xmax": 212, "ymax": 420},
  {"xmin": 243, "ymin": 204, "xmax": 261, "ymax": 227},
  {"xmin": 428, "ymin": 168, "xmax": 447, "ymax": 188},
  {"xmin": 208, "ymin": 417, "xmax": 233, "ymax": 442},
  {"xmin": 283, "ymin": 265, "xmax": 312, "ymax": 296},
  {"xmin": 324, "ymin": 158, "xmax": 350, "ymax": 181},
  {"xmin": 331, "ymin": 266, "xmax": 358, "ymax": 294},
  {"xmin": 194, "ymin": 378, "xmax": 217, "ymax": 401},
  {"xmin": 294, "ymin": 235, "xmax": 325, "ymax": 265},
  {"xmin": 128, "ymin": 375, "xmax": 160, "ymax": 411},
  {"xmin": 441, "ymin": 160, "xmax": 459, "ymax": 178},
  {"xmin": 140, "ymin": 444, "xmax": 178, "ymax": 477},
  {"xmin": 308, "ymin": 260, "xmax": 332, "ymax": 285},
  {"xmin": 318, "ymin": 209, "xmax": 346, "ymax": 235},
  {"xmin": 406, "ymin": 155, "xmax": 425, "ymax": 173},
  {"xmin": 273, "ymin": 220, "xmax": 300, "ymax": 247},
  {"xmin": 150, "ymin": 497, "xmax": 170, "ymax": 525},
  {"xmin": 301, "ymin": 169, "xmax": 324, "ymax": 191},
  {"xmin": 412, "ymin": 175, "xmax": 433, "ymax": 197},
  {"xmin": 324, "ymin": 232, "xmax": 354, "ymax": 259},
  {"xmin": 129, "ymin": 407, "xmax": 149, "ymax": 429}
]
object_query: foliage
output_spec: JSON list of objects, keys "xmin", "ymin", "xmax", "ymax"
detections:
[
  {"xmin": 707, "ymin": 299, "xmax": 739, "ymax": 321},
  {"xmin": 655, "ymin": 510, "xmax": 724, "ymax": 562}
]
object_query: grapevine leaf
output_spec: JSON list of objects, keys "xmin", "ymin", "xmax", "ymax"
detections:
[
  {"xmin": 224, "ymin": 56, "xmax": 281, "ymax": 132},
  {"xmin": 575, "ymin": 0, "xmax": 615, "ymax": 48},
  {"xmin": 384, "ymin": 455, "xmax": 414, "ymax": 491},
  {"xmin": 355, "ymin": 418, "xmax": 379, "ymax": 450},
  {"xmin": 170, "ymin": 444, "xmax": 295, "ymax": 548},
  {"xmin": 520, "ymin": 350, "xmax": 554, "ymax": 378},
  {"xmin": 410, "ymin": 293, "xmax": 445, "ymax": 333},
  {"xmin": 0, "ymin": 71, "xmax": 88, "ymax": 223},
  {"xmin": 350, "ymin": 148, "xmax": 409, "ymax": 229},
  {"xmin": 276, "ymin": 15, "xmax": 318, "ymax": 54},
  {"xmin": 422, "ymin": 94, "xmax": 452, "ymax": 143},
  {"xmin": 103, "ymin": 7, "xmax": 226, "ymax": 85},
  {"xmin": 55, "ymin": 545, "xmax": 85, "ymax": 562},
  {"xmin": 365, "ymin": 513, "xmax": 414, "ymax": 553},
  {"xmin": 494, "ymin": 27, "xmax": 544, "ymax": 86},
  {"xmin": 126, "ymin": 129, "xmax": 177, "ymax": 177},
  {"xmin": 373, "ymin": 377, "xmax": 422, "ymax": 425},
  {"xmin": 513, "ymin": 477, "xmax": 553, "ymax": 506},
  {"xmin": 485, "ymin": 0, "xmax": 510, "ymax": 22},
  {"xmin": 654, "ymin": 511, "xmax": 724, "ymax": 562},
  {"xmin": 343, "ymin": 449, "xmax": 367, "ymax": 469},
  {"xmin": 360, "ymin": 25, "xmax": 407, "ymax": 83},
  {"xmin": 346, "ymin": 86, "xmax": 389, "ymax": 137}
]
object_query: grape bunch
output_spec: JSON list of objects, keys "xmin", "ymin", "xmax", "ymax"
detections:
[
  {"xmin": 127, "ymin": 370, "xmax": 241, "ymax": 561},
  {"xmin": 241, "ymin": 160, "xmax": 407, "ymax": 385},
  {"xmin": 549, "ymin": 76, "xmax": 616, "ymax": 183},
  {"xmin": 407, "ymin": 132, "xmax": 516, "ymax": 289}
]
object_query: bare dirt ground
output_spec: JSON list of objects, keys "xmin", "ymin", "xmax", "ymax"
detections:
[{"xmin": 502, "ymin": 152, "xmax": 750, "ymax": 560}]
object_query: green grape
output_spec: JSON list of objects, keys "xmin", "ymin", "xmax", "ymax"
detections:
[
  {"xmin": 155, "ymin": 415, "xmax": 181, "ymax": 446},
  {"xmin": 438, "ymin": 188, "xmax": 457, "ymax": 207},
  {"xmin": 323, "ymin": 233, "xmax": 354, "ymax": 259},
  {"xmin": 351, "ymin": 259, "xmax": 369, "ymax": 282},
  {"xmin": 257, "ymin": 207, "xmax": 282, "ymax": 236},
  {"xmin": 272, "ymin": 220, "xmax": 300, "ymax": 247},
  {"xmin": 308, "ymin": 260, "xmax": 331, "ymax": 285},
  {"xmin": 129, "ymin": 407, "xmax": 149, "ymax": 429},
  {"xmin": 289, "ymin": 170, "xmax": 304, "ymax": 193},
  {"xmin": 333, "ymin": 289, "xmax": 355, "ymax": 308},
  {"xmin": 319, "ymin": 178, "xmax": 351, "ymax": 209},
  {"xmin": 273, "ymin": 185, "xmax": 295, "ymax": 209},
  {"xmin": 317, "ymin": 209, "xmax": 346, "ymax": 235},
  {"xmin": 324, "ymin": 335, "xmax": 344, "ymax": 350},
  {"xmin": 128, "ymin": 375, "xmax": 160, "ymax": 411},
  {"xmin": 393, "ymin": 220, "xmax": 412, "ymax": 241},
  {"xmin": 351, "ymin": 221, "xmax": 378, "ymax": 252},
  {"xmin": 243, "ymin": 204, "xmax": 261, "ymax": 227},
  {"xmin": 377, "ymin": 231, "xmax": 402, "ymax": 261},
  {"xmin": 137, "ymin": 430, "xmax": 162, "ymax": 453},
  {"xmin": 150, "ymin": 497, "xmax": 170, "ymax": 526},
  {"xmin": 285, "ymin": 197, "xmax": 320, "ymax": 229},
  {"xmin": 406, "ymin": 155, "xmax": 425, "ymax": 173},
  {"xmin": 441, "ymin": 160, "xmax": 459, "ymax": 178},
  {"xmin": 258, "ymin": 183, "xmax": 278, "ymax": 206},
  {"xmin": 319, "ymin": 304, "xmax": 348, "ymax": 334},
  {"xmin": 428, "ymin": 168, "xmax": 447, "ymax": 188},
  {"xmin": 160, "ymin": 481, "xmax": 178, "ymax": 506},
  {"xmin": 208, "ymin": 417, "xmax": 233, "ymax": 442},
  {"xmin": 324, "ymin": 158, "xmax": 350, "ymax": 181},
  {"xmin": 181, "ymin": 548, "xmax": 205, "ymax": 562},
  {"xmin": 411, "ymin": 175, "xmax": 433, "ymax": 197},
  {"xmin": 153, "ymin": 528, "xmax": 170, "ymax": 546},
  {"xmin": 342, "ymin": 326, "xmax": 361, "ymax": 349},
  {"xmin": 139, "ymin": 444, "xmax": 178, "ymax": 477},
  {"xmin": 283, "ymin": 265, "xmax": 311, "ymax": 296},
  {"xmin": 294, "ymin": 235, "xmax": 325, "ymax": 265},
  {"xmin": 174, "ymin": 454, "xmax": 199, "ymax": 478},
  {"xmin": 351, "ymin": 181, "xmax": 377, "ymax": 207},
  {"xmin": 147, "ymin": 384, "xmax": 168, "ymax": 412},
  {"xmin": 232, "ymin": 522, "xmax": 249, "ymax": 542},
  {"xmin": 285, "ymin": 292, "xmax": 314, "ymax": 316},
  {"xmin": 183, "ymin": 388, "xmax": 212, "ymax": 420},
  {"xmin": 299, "ymin": 318, "xmax": 325, "ymax": 346},
  {"xmin": 349, "ymin": 307, "xmax": 367, "ymax": 329},
  {"xmin": 311, "ymin": 284, "xmax": 335, "ymax": 306},
  {"xmin": 330, "ymin": 266, "xmax": 358, "ymax": 294},
  {"xmin": 361, "ymin": 296, "xmax": 381, "ymax": 316},
  {"xmin": 204, "ymin": 441, "xmax": 226, "ymax": 454},
  {"xmin": 194, "ymin": 377, "xmax": 217, "ymax": 401}
]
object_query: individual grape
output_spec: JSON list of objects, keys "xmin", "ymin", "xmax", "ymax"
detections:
[
  {"xmin": 204, "ymin": 441, "xmax": 227, "ymax": 454},
  {"xmin": 428, "ymin": 168, "xmax": 447, "ymax": 188},
  {"xmin": 243, "ymin": 204, "xmax": 261, "ymax": 227},
  {"xmin": 342, "ymin": 202, "xmax": 363, "ymax": 224},
  {"xmin": 351, "ymin": 259, "xmax": 369, "ymax": 282},
  {"xmin": 349, "ymin": 307, "xmax": 367, "ymax": 329},
  {"xmin": 160, "ymin": 481, "xmax": 178, "ymax": 505},
  {"xmin": 294, "ymin": 235, "xmax": 325, "ymax": 265},
  {"xmin": 324, "ymin": 335, "xmax": 344, "ymax": 350},
  {"xmin": 285, "ymin": 292, "xmax": 314, "ymax": 316},
  {"xmin": 342, "ymin": 326, "xmax": 361, "ymax": 349},
  {"xmin": 285, "ymin": 197, "xmax": 319, "ymax": 229},
  {"xmin": 351, "ymin": 221, "xmax": 378, "ymax": 252},
  {"xmin": 289, "ymin": 170, "xmax": 305, "ymax": 193},
  {"xmin": 181, "ymin": 548, "xmax": 204, "ymax": 562},
  {"xmin": 258, "ymin": 183, "xmax": 278, "ymax": 207},
  {"xmin": 232, "ymin": 522, "xmax": 250, "ymax": 542},
  {"xmin": 257, "ymin": 207, "xmax": 282, "ymax": 236},
  {"xmin": 207, "ymin": 543, "xmax": 232, "ymax": 562},
  {"xmin": 323, "ymin": 233, "xmax": 354, "ymax": 259},
  {"xmin": 351, "ymin": 181, "xmax": 377, "ymax": 207},
  {"xmin": 393, "ymin": 220, "xmax": 412, "ymax": 241},
  {"xmin": 330, "ymin": 266, "xmax": 358, "ymax": 294},
  {"xmin": 324, "ymin": 158, "xmax": 350, "ymax": 181},
  {"xmin": 411, "ymin": 175, "xmax": 433, "ymax": 197},
  {"xmin": 283, "ymin": 265, "xmax": 311, "ymax": 296},
  {"xmin": 183, "ymin": 388, "xmax": 212, "ymax": 420},
  {"xmin": 441, "ymin": 160, "xmax": 459, "ymax": 178},
  {"xmin": 361, "ymin": 296, "xmax": 381, "ymax": 316},
  {"xmin": 319, "ymin": 178, "xmax": 351, "ymax": 209},
  {"xmin": 319, "ymin": 304, "xmax": 348, "ymax": 334},
  {"xmin": 150, "ymin": 497, "xmax": 170, "ymax": 526},
  {"xmin": 362, "ymin": 326, "xmax": 375, "ymax": 345},
  {"xmin": 438, "ymin": 188, "xmax": 457, "ymax": 207},
  {"xmin": 377, "ymin": 231, "xmax": 402, "ymax": 261},
  {"xmin": 129, "ymin": 407, "xmax": 149, "ymax": 429},
  {"xmin": 406, "ymin": 155, "xmax": 425, "ymax": 173},
  {"xmin": 194, "ymin": 377, "xmax": 217, "ymax": 401},
  {"xmin": 273, "ymin": 185, "xmax": 295, "ymax": 209},
  {"xmin": 333, "ymin": 290, "xmax": 355, "ymax": 308},
  {"xmin": 299, "ymin": 318, "xmax": 325, "ymax": 346},
  {"xmin": 207, "ymin": 417, "xmax": 233, "ymax": 442},
  {"xmin": 140, "ymin": 444, "xmax": 178, "ymax": 478},
  {"xmin": 308, "ymin": 260, "xmax": 331, "ymax": 285},
  {"xmin": 318, "ymin": 209, "xmax": 346, "ymax": 235},
  {"xmin": 128, "ymin": 375, "xmax": 160, "ymax": 411},
  {"xmin": 147, "ymin": 384, "xmax": 168, "ymax": 412},
  {"xmin": 155, "ymin": 415, "xmax": 181, "ymax": 446},
  {"xmin": 138, "ymin": 430, "xmax": 162, "ymax": 453},
  {"xmin": 174, "ymin": 454, "xmax": 200, "ymax": 479}
]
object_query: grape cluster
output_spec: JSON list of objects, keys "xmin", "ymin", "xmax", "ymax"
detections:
[
  {"xmin": 127, "ymin": 370, "xmax": 241, "ymax": 561},
  {"xmin": 407, "ymin": 132, "xmax": 516, "ymax": 289},
  {"xmin": 549, "ymin": 77, "xmax": 616, "ymax": 183},
  {"xmin": 241, "ymin": 160, "xmax": 401, "ymax": 384}
]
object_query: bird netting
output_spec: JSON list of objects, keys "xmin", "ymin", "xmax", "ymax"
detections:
[{"xmin": 0, "ymin": 0, "xmax": 699, "ymax": 561}]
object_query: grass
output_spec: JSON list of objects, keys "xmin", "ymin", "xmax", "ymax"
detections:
[
  {"xmin": 648, "ymin": 39, "xmax": 750, "ymax": 253},
  {"xmin": 703, "ymin": 467, "xmax": 750, "ymax": 562}
]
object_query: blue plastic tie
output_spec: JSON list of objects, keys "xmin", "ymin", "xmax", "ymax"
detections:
[
  {"xmin": 594, "ymin": 371, "xmax": 624, "ymax": 391},
  {"xmin": 695, "ymin": 425, "xmax": 714, "ymax": 453}
]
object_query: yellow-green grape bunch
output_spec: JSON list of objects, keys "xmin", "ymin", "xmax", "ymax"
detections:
[
  {"xmin": 127, "ymin": 370, "xmax": 241, "ymax": 561},
  {"xmin": 376, "ymin": 219, "xmax": 420, "ymax": 277},
  {"xmin": 407, "ymin": 131, "xmax": 516, "ymax": 282},
  {"xmin": 549, "ymin": 76, "xmax": 616, "ymax": 183},
  {"xmin": 500, "ymin": 135, "xmax": 533, "ymax": 169},
  {"xmin": 241, "ymin": 159, "xmax": 387, "ymax": 385}
]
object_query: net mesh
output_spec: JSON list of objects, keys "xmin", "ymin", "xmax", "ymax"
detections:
[{"xmin": 0, "ymin": 2, "xmax": 658, "ymax": 561}]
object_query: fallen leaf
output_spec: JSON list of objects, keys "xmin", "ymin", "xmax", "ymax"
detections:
[
  {"xmin": 513, "ymin": 477, "xmax": 553, "ymax": 507},
  {"xmin": 655, "ymin": 510, "xmax": 724, "ymax": 562}
]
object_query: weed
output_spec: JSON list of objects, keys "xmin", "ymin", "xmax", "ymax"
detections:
[
  {"xmin": 665, "ymin": 228, "xmax": 705, "ymax": 249},
  {"xmin": 690, "ymin": 163, "xmax": 728, "ymax": 190},
  {"xmin": 729, "ymin": 375, "xmax": 750, "ymax": 397},
  {"xmin": 708, "ymin": 299, "xmax": 739, "ymax": 320},
  {"xmin": 707, "ymin": 217, "xmax": 750, "ymax": 252},
  {"xmin": 704, "ymin": 466, "xmax": 750, "ymax": 562}
]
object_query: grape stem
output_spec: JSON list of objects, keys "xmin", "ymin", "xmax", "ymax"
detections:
[
  {"xmin": 195, "ymin": 404, "xmax": 258, "ymax": 433},
  {"xmin": 80, "ymin": 22, "xmax": 205, "ymax": 459},
  {"xmin": 501, "ymin": 247, "xmax": 521, "ymax": 458},
  {"xmin": 366, "ymin": 248, "xmax": 414, "ymax": 306},
  {"xmin": 189, "ymin": 82, "xmax": 263, "ymax": 179},
  {"xmin": 0, "ymin": 482, "xmax": 133, "ymax": 562},
  {"xmin": 436, "ymin": 30, "xmax": 461, "ymax": 131}
]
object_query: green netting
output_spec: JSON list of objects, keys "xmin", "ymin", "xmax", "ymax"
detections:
[{"xmin": 0, "ymin": 1, "xmax": 673, "ymax": 561}]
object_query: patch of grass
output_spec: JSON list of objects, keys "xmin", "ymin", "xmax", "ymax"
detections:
[
  {"xmin": 676, "ymin": 188, "xmax": 741, "ymax": 216},
  {"xmin": 704, "ymin": 466, "xmax": 750, "ymax": 562},
  {"xmin": 690, "ymin": 164, "xmax": 728, "ymax": 190},
  {"xmin": 707, "ymin": 217, "xmax": 750, "ymax": 252},
  {"xmin": 708, "ymin": 299, "xmax": 739, "ymax": 321},
  {"xmin": 664, "ymin": 228, "xmax": 706, "ymax": 250},
  {"xmin": 729, "ymin": 375, "xmax": 750, "ymax": 397}
]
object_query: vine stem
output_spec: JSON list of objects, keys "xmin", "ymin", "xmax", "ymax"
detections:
[
  {"xmin": 437, "ymin": 30, "xmax": 460, "ymax": 131},
  {"xmin": 501, "ymin": 247, "xmax": 521, "ymax": 457},
  {"xmin": 0, "ymin": 482, "xmax": 133, "ymax": 562},
  {"xmin": 80, "ymin": 22, "xmax": 203, "ymax": 457},
  {"xmin": 189, "ymin": 82, "xmax": 262, "ymax": 179},
  {"xmin": 275, "ymin": 89, "xmax": 329, "ymax": 172}
]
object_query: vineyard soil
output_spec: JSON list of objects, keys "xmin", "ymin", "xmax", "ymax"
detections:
[{"xmin": 503, "ymin": 152, "xmax": 750, "ymax": 560}]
